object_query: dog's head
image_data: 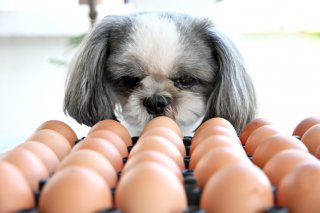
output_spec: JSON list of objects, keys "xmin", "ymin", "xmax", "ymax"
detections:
[{"xmin": 63, "ymin": 12, "xmax": 257, "ymax": 135}]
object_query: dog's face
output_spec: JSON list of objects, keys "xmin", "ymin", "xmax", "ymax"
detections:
[{"xmin": 64, "ymin": 12, "xmax": 257, "ymax": 135}]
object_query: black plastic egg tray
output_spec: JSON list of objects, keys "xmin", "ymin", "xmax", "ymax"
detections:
[{"xmin": 18, "ymin": 136, "xmax": 288, "ymax": 213}]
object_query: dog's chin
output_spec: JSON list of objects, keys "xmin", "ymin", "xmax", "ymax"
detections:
[{"xmin": 118, "ymin": 96, "xmax": 206, "ymax": 137}]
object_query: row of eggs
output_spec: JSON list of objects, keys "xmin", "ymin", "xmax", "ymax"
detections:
[{"xmin": 1, "ymin": 116, "xmax": 320, "ymax": 212}]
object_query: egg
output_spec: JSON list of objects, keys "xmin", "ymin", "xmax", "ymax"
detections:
[
  {"xmin": 301, "ymin": 124, "xmax": 320, "ymax": 154},
  {"xmin": 190, "ymin": 125, "xmax": 240, "ymax": 155},
  {"xmin": 122, "ymin": 151, "xmax": 183, "ymax": 182},
  {"xmin": 86, "ymin": 130, "xmax": 128, "ymax": 157},
  {"xmin": 140, "ymin": 127, "xmax": 186, "ymax": 156},
  {"xmin": 72, "ymin": 137, "xmax": 123, "ymax": 172},
  {"xmin": 39, "ymin": 166, "xmax": 112, "ymax": 213},
  {"xmin": 263, "ymin": 149, "xmax": 318, "ymax": 187},
  {"xmin": 0, "ymin": 161, "xmax": 34, "ymax": 212},
  {"xmin": 277, "ymin": 162, "xmax": 320, "ymax": 213},
  {"xmin": 26, "ymin": 129, "xmax": 71, "ymax": 160},
  {"xmin": 18, "ymin": 141, "xmax": 59, "ymax": 173},
  {"xmin": 1, "ymin": 147, "xmax": 49, "ymax": 191},
  {"xmin": 200, "ymin": 163, "xmax": 273, "ymax": 213},
  {"xmin": 292, "ymin": 116, "xmax": 320, "ymax": 138},
  {"xmin": 245, "ymin": 125, "xmax": 282, "ymax": 156},
  {"xmin": 189, "ymin": 135, "xmax": 245, "ymax": 169},
  {"xmin": 56, "ymin": 150, "xmax": 118, "ymax": 188},
  {"xmin": 115, "ymin": 162, "xmax": 187, "ymax": 213},
  {"xmin": 129, "ymin": 136, "xmax": 185, "ymax": 169},
  {"xmin": 193, "ymin": 117, "xmax": 236, "ymax": 141},
  {"xmin": 194, "ymin": 147, "xmax": 251, "ymax": 189},
  {"xmin": 252, "ymin": 135, "xmax": 308, "ymax": 168},
  {"xmin": 240, "ymin": 118, "xmax": 273, "ymax": 145},
  {"xmin": 88, "ymin": 119, "xmax": 132, "ymax": 146},
  {"xmin": 140, "ymin": 116, "xmax": 183, "ymax": 139},
  {"xmin": 315, "ymin": 145, "xmax": 320, "ymax": 159},
  {"xmin": 35, "ymin": 120, "xmax": 78, "ymax": 147}
]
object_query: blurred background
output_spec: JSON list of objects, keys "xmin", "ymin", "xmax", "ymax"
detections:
[{"xmin": 1, "ymin": 0, "xmax": 320, "ymax": 152}]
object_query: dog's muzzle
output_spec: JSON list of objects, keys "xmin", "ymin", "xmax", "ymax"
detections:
[{"xmin": 143, "ymin": 95, "xmax": 172, "ymax": 116}]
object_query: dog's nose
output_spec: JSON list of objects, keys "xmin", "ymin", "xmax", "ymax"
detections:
[{"xmin": 143, "ymin": 95, "xmax": 172, "ymax": 115}]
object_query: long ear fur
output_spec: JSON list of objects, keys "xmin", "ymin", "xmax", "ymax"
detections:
[
  {"xmin": 202, "ymin": 25, "xmax": 257, "ymax": 134},
  {"xmin": 63, "ymin": 16, "xmax": 123, "ymax": 126}
]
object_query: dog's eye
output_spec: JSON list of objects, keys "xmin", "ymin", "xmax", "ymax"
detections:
[
  {"xmin": 118, "ymin": 76, "xmax": 141, "ymax": 88},
  {"xmin": 174, "ymin": 76, "xmax": 198, "ymax": 89}
]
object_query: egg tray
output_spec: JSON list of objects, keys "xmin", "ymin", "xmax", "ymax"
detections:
[{"xmin": 17, "ymin": 136, "xmax": 288, "ymax": 213}]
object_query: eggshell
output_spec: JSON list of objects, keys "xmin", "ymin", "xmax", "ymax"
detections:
[
  {"xmin": 122, "ymin": 151, "xmax": 183, "ymax": 182},
  {"xmin": 35, "ymin": 120, "xmax": 78, "ymax": 147},
  {"xmin": 194, "ymin": 147, "xmax": 251, "ymax": 189},
  {"xmin": 190, "ymin": 125, "xmax": 240, "ymax": 155},
  {"xmin": 72, "ymin": 137, "xmax": 123, "ymax": 172},
  {"xmin": 277, "ymin": 162, "xmax": 320, "ymax": 213},
  {"xmin": 252, "ymin": 135, "xmax": 308, "ymax": 168},
  {"xmin": 56, "ymin": 150, "xmax": 117, "ymax": 188},
  {"xmin": 39, "ymin": 166, "xmax": 112, "ymax": 213},
  {"xmin": 26, "ymin": 129, "xmax": 71, "ymax": 160},
  {"xmin": 292, "ymin": 116, "xmax": 320, "ymax": 138},
  {"xmin": 129, "ymin": 136, "xmax": 185, "ymax": 169},
  {"xmin": 240, "ymin": 118, "xmax": 273, "ymax": 145},
  {"xmin": 115, "ymin": 162, "xmax": 187, "ymax": 213},
  {"xmin": 245, "ymin": 125, "xmax": 282, "ymax": 156},
  {"xmin": 140, "ymin": 127, "xmax": 186, "ymax": 156},
  {"xmin": 301, "ymin": 124, "xmax": 320, "ymax": 154},
  {"xmin": 87, "ymin": 130, "xmax": 128, "ymax": 157},
  {"xmin": 0, "ymin": 161, "xmax": 34, "ymax": 212},
  {"xmin": 263, "ymin": 149, "xmax": 318, "ymax": 187},
  {"xmin": 18, "ymin": 141, "xmax": 60, "ymax": 173},
  {"xmin": 201, "ymin": 163, "xmax": 273, "ymax": 213},
  {"xmin": 193, "ymin": 117, "xmax": 236, "ymax": 141},
  {"xmin": 141, "ymin": 116, "xmax": 183, "ymax": 139},
  {"xmin": 88, "ymin": 120, "xmax": 132, "ymax": 146},
  {"xmin": 2, "ymin": 147, "xmax": 49, "ymax": 191},
  {"xmin": 189, "ymin": 135, "xmax": 245, "ymax": 169}
]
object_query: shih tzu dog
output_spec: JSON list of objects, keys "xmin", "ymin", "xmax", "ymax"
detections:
[{"xmin": 63, "ymin": 12, "xmax": 257, "ymax": 136}]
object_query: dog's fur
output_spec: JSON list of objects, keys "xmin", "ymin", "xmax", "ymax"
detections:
[{"xmin": 63, "ymin": 12, "xmax": 257, "ymax": 135}]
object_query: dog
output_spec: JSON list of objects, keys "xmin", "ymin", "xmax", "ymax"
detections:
[{"xmin": 63, "ymin": 12, "xmax": 257, "ymax": 136}]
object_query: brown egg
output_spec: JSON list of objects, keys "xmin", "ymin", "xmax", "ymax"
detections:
[
  {"xmin": 301, "ymin": 124, "xmax": 320, "ymax": 154},
  {"xmin": 140, "ymin": 127, "xmax": 186, "ymax": 156},
  {"xmin": 252, "ymin": 135, "xmax": 308, "ymax": 168},
  {"xmin": 18, "ymin": 141, "xmax": 60, "ymax": 173},
  {"xmin": 314, "ymin": 145, "xmax": 320, "ymax": 159},
  {"xmin": 245, "ymin": 125, "xmax": 282, "ymax": 156},
  {"xmin": 141, "ymin": 116, "xmax": 183, "ymax": 139},
  {"xmin": 240, "ymin": 118, "xmax": 273, "ymax": 145},
  {"xmin": 122, "ymin": 151, "xmax": 183, "ymax": 182},
  {"xmin": 35, "ymin": 120, "xmax": 78, "ymax": 147},
  {"xmin": 129, "ymin": 136, "xmax": 185, "ymax": 169},
  {"xmin": 200, "ymin": 163, "xmax": 273, "ymax": 213},
  {"xmin": 193, "ymin": 117, "xmax": 236, "ymax": 141},
  {"xmin": 39, "ymin": 166, "xmax": 112, "ymax": 213},
  {"xmin": 263, "ymin": 149, "xmax": 318, "ymax": 187},
  {"xmin": 56, "ymin": 150, "xmax": 117, "ymax": 188},
  {"xmin": 277, "ymin": 162, "xmax": 320, "ymax": 212},
  {"xmin": 115, "ymin": 162, "xmax": 187, "ymax": 213},
  {"xmin": 194, "ymin": 147, "xmax": 251, "ymax": 189},
  {"xmin": 88, "ymin": 120, "xmax": 132, "ymax": 146},
  {"xmin": 0, "ymin": 161, "xmax": 34, "ymax": 212},
  {"xmin": 26, "ymin": 129, "xmax": 71, "ymax": 160},
  {"xmin": 87, "ymin": 130, "xmax": 128, "ymax": 157},
  {"xmin": 72, "ymin": 137, "xmax": 123, "ymax": 172},
  {"xmin": 2, "ymin": 147, "xmax": 49, "ymax": 191},
  {"xmin": 190, "ymin": 125, "xmax": 240, "ymax": 155},
  {"xmin": 189, "ymin": 135, "xmax": 245, "ymax": 169},
  {"xmin": 292, "ymin": 116, "xmax": 320, "ymax": 138}
]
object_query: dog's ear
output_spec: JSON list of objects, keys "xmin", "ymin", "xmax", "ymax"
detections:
[
  {"xmin": 63, "ymin": 16, "xmax": 124, "ymax": 126},
  {"xmin": 202, "ymin": 25, "xmax": 257, "ymax": 134}
]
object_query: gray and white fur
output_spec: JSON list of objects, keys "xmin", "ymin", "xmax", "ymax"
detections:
[{"xmin": 63, "ymin": 12, "xmax": 257, "ymax": 135}]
